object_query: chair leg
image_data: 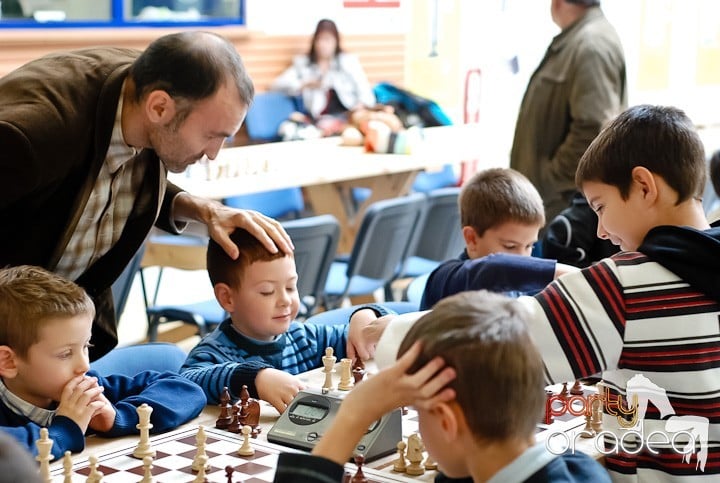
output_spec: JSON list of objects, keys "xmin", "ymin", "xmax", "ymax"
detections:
[{"xmin": 146, "ymin": 314, "xmax": 160, "ymax": 342}]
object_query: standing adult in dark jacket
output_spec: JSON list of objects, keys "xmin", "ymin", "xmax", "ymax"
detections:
[
  {"xmin": 0, "ymin": 31, "xmax": 292, "ymax": 360},
  {"xmin": 510, "ymin": 0, "xmax": 626, "ymax": 224}
]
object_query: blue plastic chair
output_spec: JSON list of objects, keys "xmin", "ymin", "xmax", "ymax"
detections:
[
  {"xmin": 324, "ymin": 193, "xmax": 427, "ymax": 309},
  {"xmin": 90, "ymin": 343, "xmax": 188, "ymax": 377},
  {"xmin": 400, "ymin": 187, "xmax": 464, "ymax": 278},
  {"xmin": 304, "ymin": 301, "xmax": 420, "ymax": 326},
  {"xmin": 411, "ymin": 164, "xmax": 458, "ymax": 193},
  {"xmin": 282, "ymin": 215, "xmax": 340, "ymax": 318},
  {"xmin": 245, "ymin": 92, "xmax": 299, "ymax": 142},
  {"xmin": 226, "ymin": 92, "xmax": 306, "ymax": 219},
  {"xmin": 223, "ymin": 188, "xmax": 305, "ymax": 220},
  {"xmin": 141, "ymin": 234, "xmax": 227, "ymax": 342}
]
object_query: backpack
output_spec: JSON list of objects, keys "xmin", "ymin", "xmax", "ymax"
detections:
[
  {"xmin": 542, "ymin": 192, "xmax": 619, "ymax": 268},
  {"xmin": 373, "ymin": 82, "xmax": 452, "ymax": 128}
]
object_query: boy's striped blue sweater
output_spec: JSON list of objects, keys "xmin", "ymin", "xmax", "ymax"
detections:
[{"xmin": 180, "ymin": 304, "xmax": 391, "ymax": 404}]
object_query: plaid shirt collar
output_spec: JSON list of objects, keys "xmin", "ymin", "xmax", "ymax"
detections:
[
  {"xmin": 107, "ymin": 82, "xmax": 140, "ymax": 174},
  {"xmin": 0, "ymin": 378, "xmax": 56, "ymax": 427}
]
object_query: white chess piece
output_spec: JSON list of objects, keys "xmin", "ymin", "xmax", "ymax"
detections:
[
  {"xmin": 392, "ymin": 440, "xmax": 408, "ymax": 472},
  {"xmin": 62, "ymin": 450, "xmax": 73, "ymax": 483},
  {"xmin": 35, "ymin": 427, "xmax": 53, "ymax": 483},
  {"xmin": 337, "ymin": 358, "xmax": 353, "ymax": 391},
  {"xmin": 322, "ymin": 347, "xmax": 336, "ymax": 391},
  {"xmin": 237, "ymin": 425, "xmax": 255, "ymax": 456},
  {"xmin": 191, "ymin": 425, "xmax": 210, "ymax": 471},
  {"xmin": 139, "ymin": 455, "xmax": 154, "ymax": 483},
  {"xmin": 192, "ymin": 454, "xmax": 209, "ymax": 483},
  {"xmin": 85, "ymin": 455, "xmax": 104, "ymax": 483},
  {"xmin": 405, "ymin": 433, "xmax": 425, "ymax": 476},
  {"xmin": 133, "ymin": 403, "xmax": 156, "ymax": 459}
]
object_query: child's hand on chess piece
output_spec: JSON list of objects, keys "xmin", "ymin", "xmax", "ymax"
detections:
[
  {"xmin": 347, "ymin": 313, "xmax": 396, "ymax": 361},
  {"xmin": 255, "ymin": 368, "xmax": 306, "ymax": 414},
  {"xmin": 87, "ymin": 390, "xmax": 117, "ymax": 433},
  {"xmin": 55, "ymin": 375, "xmax": 108, "ymax": 433}
]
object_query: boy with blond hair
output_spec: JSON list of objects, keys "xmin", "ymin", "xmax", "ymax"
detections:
[
  {"xmin": 180, "ymin": 228, "xmax": 391, "ymax": 412},
  {"xmin": 369, "ymin": 105, "xmax": 720, "ymax": 482},
  {"xmin": 0, "ymin": 265, "xmax": 206, "ymax": 460},
  {"xmin": 273, "ymin": 291, "xmax": 609, "ymax": 482}
]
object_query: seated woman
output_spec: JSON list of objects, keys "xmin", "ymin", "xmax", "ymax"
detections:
[{"xmin": 270, "ymin": 18, "xmax": 376, "ymax": 137}]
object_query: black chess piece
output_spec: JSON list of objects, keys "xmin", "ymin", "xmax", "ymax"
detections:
[
  {"xmin": 216, "ymin": 387, "xmax": 232, "ymax": 429},
  {"xmin": 225, "ymin": 465, "xmax": 234, "ymax": 483},
  {"xmin": 227, "ymin": 405, "xmax": 242, "ymax": 433},
  {"xmin": 352, "ymin": 454, "xmax": 368, "ymax": 483},
  {"xmin": 570, "ymin": 379, "xmax": 584, "ymax": 395}
]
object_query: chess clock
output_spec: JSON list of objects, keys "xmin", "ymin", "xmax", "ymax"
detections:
[{"xmin": 267, "ymin": 388, "xmax": 402, "ymax": 462}]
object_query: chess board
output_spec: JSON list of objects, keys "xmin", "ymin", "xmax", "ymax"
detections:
[{"xmin": 50, "ymin": 425, "xmax": 431, "ymax": 483}]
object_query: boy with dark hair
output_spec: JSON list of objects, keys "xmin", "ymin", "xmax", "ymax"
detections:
[
  {"xmin": 420, "ymin": 167, "xmax": 578, "ymax": 310},
  {"xmin": 273, "ymin": 291, "xmax": 609, "ymax": 482},
  {"xmin": 180, "ymin": 228, "xmax": 391, "ymax": 412},
  {"xmin": 0, "ymin": 265, "xmax": 206, "ymax": 461},
  {"xmin": 371, "ymin": 105, "xmax": 720, "ymax": 482}
]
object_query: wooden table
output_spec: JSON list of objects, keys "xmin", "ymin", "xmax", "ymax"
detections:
[{"xmin": 168, "ymin": 124, "xmax": 494, "ymax": 253}]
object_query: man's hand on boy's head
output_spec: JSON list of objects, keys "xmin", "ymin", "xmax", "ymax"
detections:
[
  {"xmin": 255, "ymin": 368, "xmax": 305, "ymax": 414},
  {"xmin": 347, "ymin": 314, "xmax": 395, "ymax": 361},
  {"xmin": 55, "ymin": 375, "xmax": 108, "ymax": 434},
  {"xmin": 347, "ymin": 311, "xmax": 395, "ymax": 361}
]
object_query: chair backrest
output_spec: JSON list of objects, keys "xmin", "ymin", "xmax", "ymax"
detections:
[
  {"xmin": 223, "ymin": 188, "xmax": 305, "ymax": 220},
  {"xmin": 412, "ymin": 164, "xmax": 458, "ymax": 193},
  {"xmin": 347, "ymin": 193, "xmax": 427, "ymax": 281},
  {"xmin": 410, "ymin": 187, "xmax": 464, "ymax": 262},
  {"xmin": 245, "ymin": 92, "xmax": 299, "ymax": 142},
  {"xmin": 282, "ymin": 215, "xmax": 340, "ymax": 313},
  {"xmin": 111, "ymin": 244, "xmax": 146, "ymax": 320}
]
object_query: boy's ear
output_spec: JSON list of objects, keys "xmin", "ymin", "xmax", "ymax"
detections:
[
  {"xmin": 213, "ymin": 283, "xmax": 235, "ymax": 312},
  {"xmin": 631, "ymin": 166, "xmax": 659, "ymax": 203},
  {"xmin": 462, "ymin": 226, "xmax": 478, "ymax": 253},
  {"xmin": 432, "ymin": 401, "xmax": 461, "ymax": 443},
  {"xmin": 0, "ymin": 346, "xmax": 19, "ymax": 378}
]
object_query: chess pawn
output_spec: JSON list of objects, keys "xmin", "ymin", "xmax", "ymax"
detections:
[
  {"xmin": 322, "ymin": 347, "xmax": 336, "ymax": 391},
  {"xmin": 192, "ymin": 426, "xmax": 211, "ymax": 472},
  {"xmin": 140, "ymin": 455, "xmax": 154, "ymax": 483},
  {"xmin": 424, "ymin": 452, "xmax": 438, "ymax": 470},
  {"xmin": 337, "ymin": 358, "xmax": 354, "ymax": 391},
  {"xmin": 35, "ymin": 427, "xmax": 53, "ymax": 483},
  {"xmin": 86, "ymin": 455, "xmax": 104, "ymax": 483},
  {"xmin": 570, "ymin": 379, "xmax": 584, "ymax": 395},
  {"xmin": 392, "ymin": 440, "xmax": 408, "ymax": 472},
  {"xmin": 352, "ymin": 454, "xmax": 369, "ymax": 483},
  {"xmin": 62, "ymin": 450, "xmax": 73, "ymax": 483},
  {"xmin": 192, "ymin": 455, "xmax": 209, "ymax": 483},
  {"xmin": 133, "ymin": 403, "xmax": 156, "ymax": 459},
  {"xmin": 579, "ymin": 411, "xmax": 595, "ymax": 439},
  {"xmin": 238, "ymin": 425, "xmax": 255, "ymax": 456}
]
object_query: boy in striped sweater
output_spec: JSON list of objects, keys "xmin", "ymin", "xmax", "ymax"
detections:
[
  {"xmin": 367, "ymin": 105, "xmax": 720, "ymax": 482},
  {"xmin": 180, "ymin": 228, "xmax": 391, "ymax": 413}
]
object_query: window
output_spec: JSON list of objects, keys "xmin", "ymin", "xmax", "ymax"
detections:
[{"xmin": 0, "ymin": 0, "xmax": 244, "ymax": 27}]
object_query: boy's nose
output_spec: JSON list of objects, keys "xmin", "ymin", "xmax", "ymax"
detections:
[{"xmin": 596, "ymin": 221, "xmax": 609, "ymax": 240}]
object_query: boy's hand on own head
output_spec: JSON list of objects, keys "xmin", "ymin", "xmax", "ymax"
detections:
[
  {"xmin": 341, "ymin": 341, "xmax": 456, "ymax": 422},
  {"xmin": 255, "ymin": 368, "xmax": 306, "ymax": 414},
  {"xmin": 55, "ymin": 375, "xmax": 107, "ymax": 434}
]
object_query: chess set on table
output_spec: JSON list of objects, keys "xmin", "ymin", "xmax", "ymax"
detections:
[{"xmin": 47, "ymin": 350, "xmax": 600, "ymax": 482}]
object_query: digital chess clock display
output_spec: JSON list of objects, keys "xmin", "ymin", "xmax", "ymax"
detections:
[{"xmin": 290, "ymin": 402, "xmax": 328, "ymax": 422}]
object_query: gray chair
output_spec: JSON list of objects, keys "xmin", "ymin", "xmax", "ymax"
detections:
[
  {"xmin": 323, "ymin": 193, "xmax": 427, "ymax": 309},
  {"xmin": 282, "ymin": 215, "xmax": 340, "ymax": 318},
  {"xmin": 400, "ymin": 187, "xmax": 464, "ymax": 278},
  {"xmin": 141, "ymin": 234, "xmax": 226, "ymax": 342}
]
